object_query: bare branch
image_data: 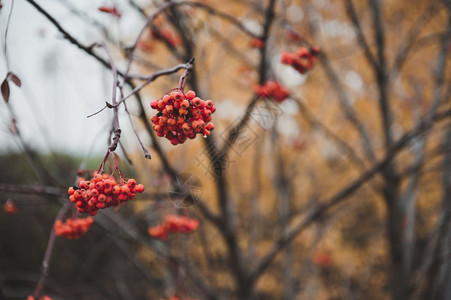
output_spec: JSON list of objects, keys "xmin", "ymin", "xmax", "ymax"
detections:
[
  {"xmin": 344, "ymin": 0, "xmax": 379, "ymax": 71},
  {"xmin": 392, "ymin": 4, "xmax": 441, "ymax": 75}
]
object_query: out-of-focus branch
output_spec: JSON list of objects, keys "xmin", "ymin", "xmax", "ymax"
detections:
[
  {"xmin": 59, "ymin": 0, "xmax": 114, "ymax": 43},
  {"xmin": 188, "ymin": 1, "xmax": 260, "ymax": 38},
  {"xmin": 431, "ymin": 128, "xmax": 451, "ymax": 299},
  {"xmin": 270, "ymin": 119, "xmax": 295, "ymax": 299},
  {"xmin": 391, "ymin": 4, "xmax": 441, "ymax": 75},
  {"xmin": 318, "ymin": 53, "xmax": 377, "ymax": 162},
  {"xmin": 402, "ymin": 7, "xmax": 451, "ymax": 282},
  {"xmin": 344, "ymin": 0, "xmax": 379, "ymax": 70},
  {"xmin": 258, "ymin": 0, "xmax": 277, "ymax": 83},
  {"xmin": 368, "ymin": 0, "xmax": 393, "ymax": 150},
  {"xmin": 367, "ymin": 1, "xmax": 403, "ymax": 296},
  {"xmin": 0, "ymin": 183, "xmax": 64, "ymax": 197},
  {"xmin": 294, "ymin": 97, "xmax": 367, "ymax": 169},
  {"xmin": 401, "ymin": 87, "xmax": 425, "ymax": 279}
]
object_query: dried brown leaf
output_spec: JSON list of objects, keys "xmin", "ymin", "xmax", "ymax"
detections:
[
  {"xmin": 8, "ymin": 72, "xmax": 21, "ymax": 87},
  {"xmin": 1, "ymin": 79, "xmax": 10, "ymax": 103}
]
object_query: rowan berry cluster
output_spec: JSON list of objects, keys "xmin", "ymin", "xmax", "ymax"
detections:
[
  {"xmin": 150, "ymin": 90, "xmax": 216, "ymax": 145},
  {"xmin": 250, "ymin": 38, "xmax": 264, "ymax": 49},
  {"xmin": 68, "ymin": 173, "xmax": 144, "ymax": 215},
  {"xmin": 148, "ymin": 215, "xmax": 199, "ymax": 240},
  {"xmin": 27, "ymin": 295, "xmax": 53, "ymax": 300},
  {"xmin": 4, "ymin": 200, "xmax": 17, "ymax": 214},
  {"xmin": 54, "ymin": 217, "xmax": 94, "ymax": 239},
  {"xmin": 313, "ymin": 253, "xmax": 332, "ymax": 268},
  {"xmin": 281, "ymin": 46, "xmax": 320, "ymax": 74},
  {"xmin": 255, "ymin": 81, "xmax": 290, "ymax": 102}
]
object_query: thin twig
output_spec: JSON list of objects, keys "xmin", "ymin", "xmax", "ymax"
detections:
[{"xmin": 344, "ymin": 0, "xmax": 379, "ymax": 70}]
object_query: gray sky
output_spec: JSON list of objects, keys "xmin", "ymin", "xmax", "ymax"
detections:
[{"xmin": 0, "ymin": 0, "xmax": 150, "ymax": 156}]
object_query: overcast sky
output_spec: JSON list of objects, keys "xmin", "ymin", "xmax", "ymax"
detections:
[{"xmin": 0, "ymin": 0, "xmax": 150, "ymax": 157}]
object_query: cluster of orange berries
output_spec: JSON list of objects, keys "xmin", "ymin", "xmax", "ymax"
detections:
[
  {"xmin": 148, "ymin": 215, "xmax": 199, "ymax": 240},
  {"xmin": 27, "ymin": 295, "xmax": 53, "ymax": 300},
  {"xmin": 255, "ymin": 81, "xmax": 290, "ymax": 102},
  {"xmin": 68, "ymin": 173, "xmax": 144, "ymax": 215},
  {"xmin": 150, "ymin": 90, "xmax": 216, "ymax": 145},
  {"xmin": 4, "ymin": 200, "xmax": 17, "ymax": 214},
  {"xmin": 54, "ymin": 217, "xmax": 94, "ymax": 239},
  {"xmin": 250, "ymin": 38, "xmax": 264, "ymax": 49},
  {"xmin": 312, "ymin": 253, "xmax": 332, "ymax": 268},
  {"xmin": 281, "ymin": 46, "xmax": 320, "ymax": 74}
]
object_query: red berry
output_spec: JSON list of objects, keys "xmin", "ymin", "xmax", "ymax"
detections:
[
  {"xmin": 185, "ymin": 90, "xmax": 196, "ymax": 99},
  {"xmin": 181, "ymin": 99, "xmax": 190, "ymax": 109},
  {"xmin": 205, "ymin": 100, "xmax": 213, "ymax": 108},
  {"xmin": 127, "ymin": 178, "xmax": 137, "ymax": 187},
  {"xmin": 174, "ymin": 92, "xmax": 184, "ymax": 101},
  {"xmin": 68, "ymin": 187, "xmax": 75, "ymax": 195}
]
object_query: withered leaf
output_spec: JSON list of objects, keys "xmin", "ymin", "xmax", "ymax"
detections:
[
  {"xmin": 1, "ymin": 79, "xmax": 10, "ymax": 103},
  {"xmin": 8, "ymin": 72, "xmax": 22, "ymax": 87}
]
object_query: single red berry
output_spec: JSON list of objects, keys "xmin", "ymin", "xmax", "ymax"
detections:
[
  {"xmin": 205, "ymin": 122, "xmax": 215, "ymax": 131},
  {"xmin": 181, "ymin": 99, "xmax": 190, "ymax": 109},
  {"xmin": 121, "ymin": 186, "xmax": 130, "ymax": 195},
  {"xmin": 174, "ymin": 91, "xmax": 184, "ymax": 101},
  {"xmin": 185, "ymin": 90, "xmax": 196, "ymax": 99},
  {"xmin": 68, "ymin": 187, "xmax": 75, "ymax": 195},
  {"xmin": 127, "ymin": 178, "xmax": 137, "ymax": 187},
  {"xmin": 205, "ymin": 100, "xmax": 213, "ymax": 108}
]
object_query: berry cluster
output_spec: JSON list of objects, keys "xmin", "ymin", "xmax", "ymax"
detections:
[
  {"xmin": 27, "ymin": 296, "xmax": 53, "ymax": 300},
  {"xmin": 313, "ymin": 253, "xmax": 332, "ymax": 268},
  {"xmin": 255, "ymin": 81, "xmax": 290, "ymax": 102},
  {"xmin": 148, "ymin": 215, "xmax": 199, "ymax": 240},
  {"xmin": 150, "ymin": 90, "xmax": 216, "ymax": 145},
  {"xmin": 4, "ymin": 200, "xmax": 17, "ymax": 214},
  {"xmin": 68, "ymin": 173, "xmax": 144, "ymax": 215},
  {"xmin": 281, "ymin": 46, "xmax": 320, "ymax": 74},
  {"xmin": 54, "ymin": 217, "xmax": 94, "ymax": 239},
  {"xmin": 250, "ymin": 38, "xmax": 264, "ymax": 49}
]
